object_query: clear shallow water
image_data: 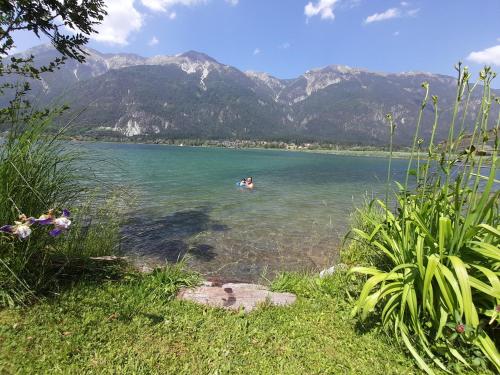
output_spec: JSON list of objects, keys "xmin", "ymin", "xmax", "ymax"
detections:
[{"xmin": 83, "ymin": 143, "xmax": 408, "ymax": 281}]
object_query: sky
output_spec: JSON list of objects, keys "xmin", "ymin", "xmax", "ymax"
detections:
[{"xmin": 12, "ymin": 0, "xmax": 500, "ymax": 80}]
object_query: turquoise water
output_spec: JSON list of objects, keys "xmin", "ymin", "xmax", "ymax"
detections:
[{"xmin": 84, "ymin": 143, "xmax": 408, "ymax": 281}]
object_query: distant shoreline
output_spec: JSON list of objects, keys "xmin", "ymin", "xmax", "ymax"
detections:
[{"xmin": 63, "ymin": 137, "xmax": 420, "ymax": 159}]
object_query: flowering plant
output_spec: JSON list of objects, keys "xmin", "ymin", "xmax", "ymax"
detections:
[
  {"xmin": 0, "ymin": 214, "xmax": 34, "ymax": 239},
  {"xmin": 35, "ymin": 209, "xmax": 72, "ymax": 237},
  {"xmin": 0, "ymin": 209, "xmax": 72, "ymax": 239}
]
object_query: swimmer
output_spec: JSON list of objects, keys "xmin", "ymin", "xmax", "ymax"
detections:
[{"xmin": 245, "ymin": 177, "xmax": 254, "ymax": 189}]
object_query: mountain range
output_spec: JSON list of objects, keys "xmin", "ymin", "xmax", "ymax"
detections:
[{"xmin": 3, "ymin": 44, "xmax": 494, "ymax": 145}]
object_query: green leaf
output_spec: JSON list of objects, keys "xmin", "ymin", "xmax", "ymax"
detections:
[
  {"xmin": 448, "ymin": 347, "xmax": 471, "ymax": 369},
  {"xmin": 415, "ymin": 235, "xmax": 426, "ymax": 278},
  {"xmin": 356, "ymin": 272, "xmax": 401, "ymax": 319},
  {"xmin": 436, "ymin": 264, "xmax": 460, "ymax": 314},
  {"xmin": 435, "ymin": 306, "xmax": 448, "ymax": 340},
  {"xmin": 411, "ymin": 210, "xmax": 436, "ymax": 243},
  {"xmin": 470, "ymin": 264, "xmax": 500, "ymax": 293},
  {"xmin": 348, "ymin": 266, "xmax": 381, "ymax": 276},
  {"xmin": 468, "ymin": 241, "xmax": 500, "ymax": 261},
  {"xmin": 399, "ymin": 323, "xmax": 434, "ymax": 374},
  {"xmin": 362, "ymin": 290, "xmax": 381, "ymax": 319},
  {"xmin": 438, "ymin": 216, "xmax": 452, "ymax": 257},
  {"xmin": 382, "ymin": 292, "xmax": 402, "ymax": 327},
  {"xmin": 469, "ymin": 276, "xmax": 498, "ymax": 298},
  {"xmin": 422, "ymin": 254, "xmax": 440, "ymax": 308},
  {"xmin": 476, "ymin": 331, "xmax": 500, "ymax": 372},
  {"xmin": 477, "ymin": 223, "xmax": 500, "ymax": 238},
  {"xmin": 449, "ymin": 256, "xmax": 478, "ymax": 326}
]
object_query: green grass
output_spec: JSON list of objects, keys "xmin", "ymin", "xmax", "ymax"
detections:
[{"xmin": 0, "ymin": 266, "xmax": 418, "ymax": 374}]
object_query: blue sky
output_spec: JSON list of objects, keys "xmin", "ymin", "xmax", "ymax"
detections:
[{"xmin": 13, "ymin": 0, "xmax": 500, "ymax": 79}]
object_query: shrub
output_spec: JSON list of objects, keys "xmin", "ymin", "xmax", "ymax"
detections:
[{"xmin": 349, "ymin": 65, "xmax": 499, "ymax": 374}]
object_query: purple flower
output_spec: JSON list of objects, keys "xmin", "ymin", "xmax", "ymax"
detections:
[
  {"xmin": 49, "ymin": 228, "xmax": 63, "ymax": 237},
  {"xmin": 54, "ymin": 216, "xmax": 71, "ymax": 230},
  {"xmin": 0, "ymin": 222, "xmax": 32, "ymax": 239},
  {"xmin": 34, "ymin": 209, "xmax": 71, "ymax": 236},
  {"xmin": 35, "ymin": 215, "xmax": 54, "ymax": 225},
  {"xmin": 34, "ymin": 209, "xmax": 54, "ymax": 225},
  {"xmin": 48, "ymin": 209, "xmax": 72, "ymax": 237},
  {"xmin": 14, "ymin": 223, "xmax": 32, "ymax": 239},
  {"xmin": 1, "ymin": 209, "xmax": 72, "ymax": 240},
  {"xmin": 0, "ymin": 225, "xmax": 14, "ymax": 234}
]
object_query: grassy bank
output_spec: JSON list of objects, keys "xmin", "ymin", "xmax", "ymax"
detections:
[{"xmin": 0, "ymin": 265, "xmax": 418, "ymax": 374}]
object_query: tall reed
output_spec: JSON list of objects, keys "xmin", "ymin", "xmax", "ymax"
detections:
[{"xmin": 0, "ymin": 106, "xmax": 124, "ymax": 306}]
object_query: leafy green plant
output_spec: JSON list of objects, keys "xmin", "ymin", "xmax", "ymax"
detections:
[
  {"xmin": 140, "ymin": 262, "xmax": 201, "ymax": 303},
  {"xmin": 348, "ymin": 64, "xmax": 499, "ymax": 374},
  {"xmin": 341, "ymin": 195, "xmax": 388, "ymax": 268}
]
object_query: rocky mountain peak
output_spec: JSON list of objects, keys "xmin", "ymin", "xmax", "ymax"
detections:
[
  {"xmin": 178, "ymin": 50, "xmax": 218, "ymax": 63},
  {"xmin": 245, "ymin": 71, "xmax": 287, "ymax": 96},
  {"xmin": 15, "ymin": 43, "xmax": 54, "ymax": 57},
  {"xmin": 105, "ymin": 53, "xmax": 146, "ymax": 69}
]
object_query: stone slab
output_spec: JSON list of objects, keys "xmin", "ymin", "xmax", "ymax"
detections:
[{"xmin": 178, "ymin": 282, "xmax": 296, "ymax": 312}]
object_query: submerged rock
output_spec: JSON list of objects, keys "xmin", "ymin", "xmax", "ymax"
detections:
[{"xmin": 177, "ymin": 281, "xmax": 296, "ymax": 312}]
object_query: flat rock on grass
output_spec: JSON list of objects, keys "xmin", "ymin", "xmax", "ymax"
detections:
[{"xmin": 177, "ymin": 281, "xmax": 296, "ymax": 312}]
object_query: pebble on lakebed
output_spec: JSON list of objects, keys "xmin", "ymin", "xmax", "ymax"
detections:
[{"xmin": 177, "ymin": 281, "xmax": 296, "ymax": 312}]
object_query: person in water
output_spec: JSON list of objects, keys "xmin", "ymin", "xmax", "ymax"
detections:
[
  {"xmin": 245, "ymin": 177, "xmax": 254, "ymax": 189},
  {"xmin": 239, "ymin": 178, "xmax": 246, "ymax": 187}
]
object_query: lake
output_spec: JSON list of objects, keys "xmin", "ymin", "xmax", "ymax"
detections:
[{"xmin": 84, "ymin": 143, "xmax": 409, "ymax": 281}]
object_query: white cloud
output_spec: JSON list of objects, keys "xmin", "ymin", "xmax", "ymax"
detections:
[
  {"xmin": 92, "ymin": 0, "xmax": 143, "ymax": 45},
  {"xmin": 305, "ymin": 0, "xmax": 339, "ymax": 21},
  {"xmin": 467, "ymin": 45, "xmax": 500, "ymax": 66},
  {"xmin": 364, "ymin": 8, "xmax": 400, "ymax": 24},
  {"xmin": 148, "ymin": 36, "xmax": 159, "ymax": 46},
  {"xmin": 253, "ymin": 48, "xmax": 261, "ymax": 55},
  {"xmin": 141, "ymin": 0, "xmax": 207, "ymax": 12},
  {"xmin": 140, "ymin": 0, "xmax": 236, "ymax": 13},
  {"xmin": 393, "ymin": 31, "xmax": 400, "ymax": 36},
  {"xmin": 400, "ymin": 1, "xmax": 409, "ymax": 6},
  {"xmin": 406, "ymin": 8, "xmax": 419, "ymax": 17},
  {"xmin": 280, "ymin": 42, "xmax": 291, "ymax": 49},
  {"xmin": 364, "ymin": 6, "xmax": 419, "ymax": 24},
  {"xmin": 84, "ymin": 0, "xmax": 235, "ymax": 45}
]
